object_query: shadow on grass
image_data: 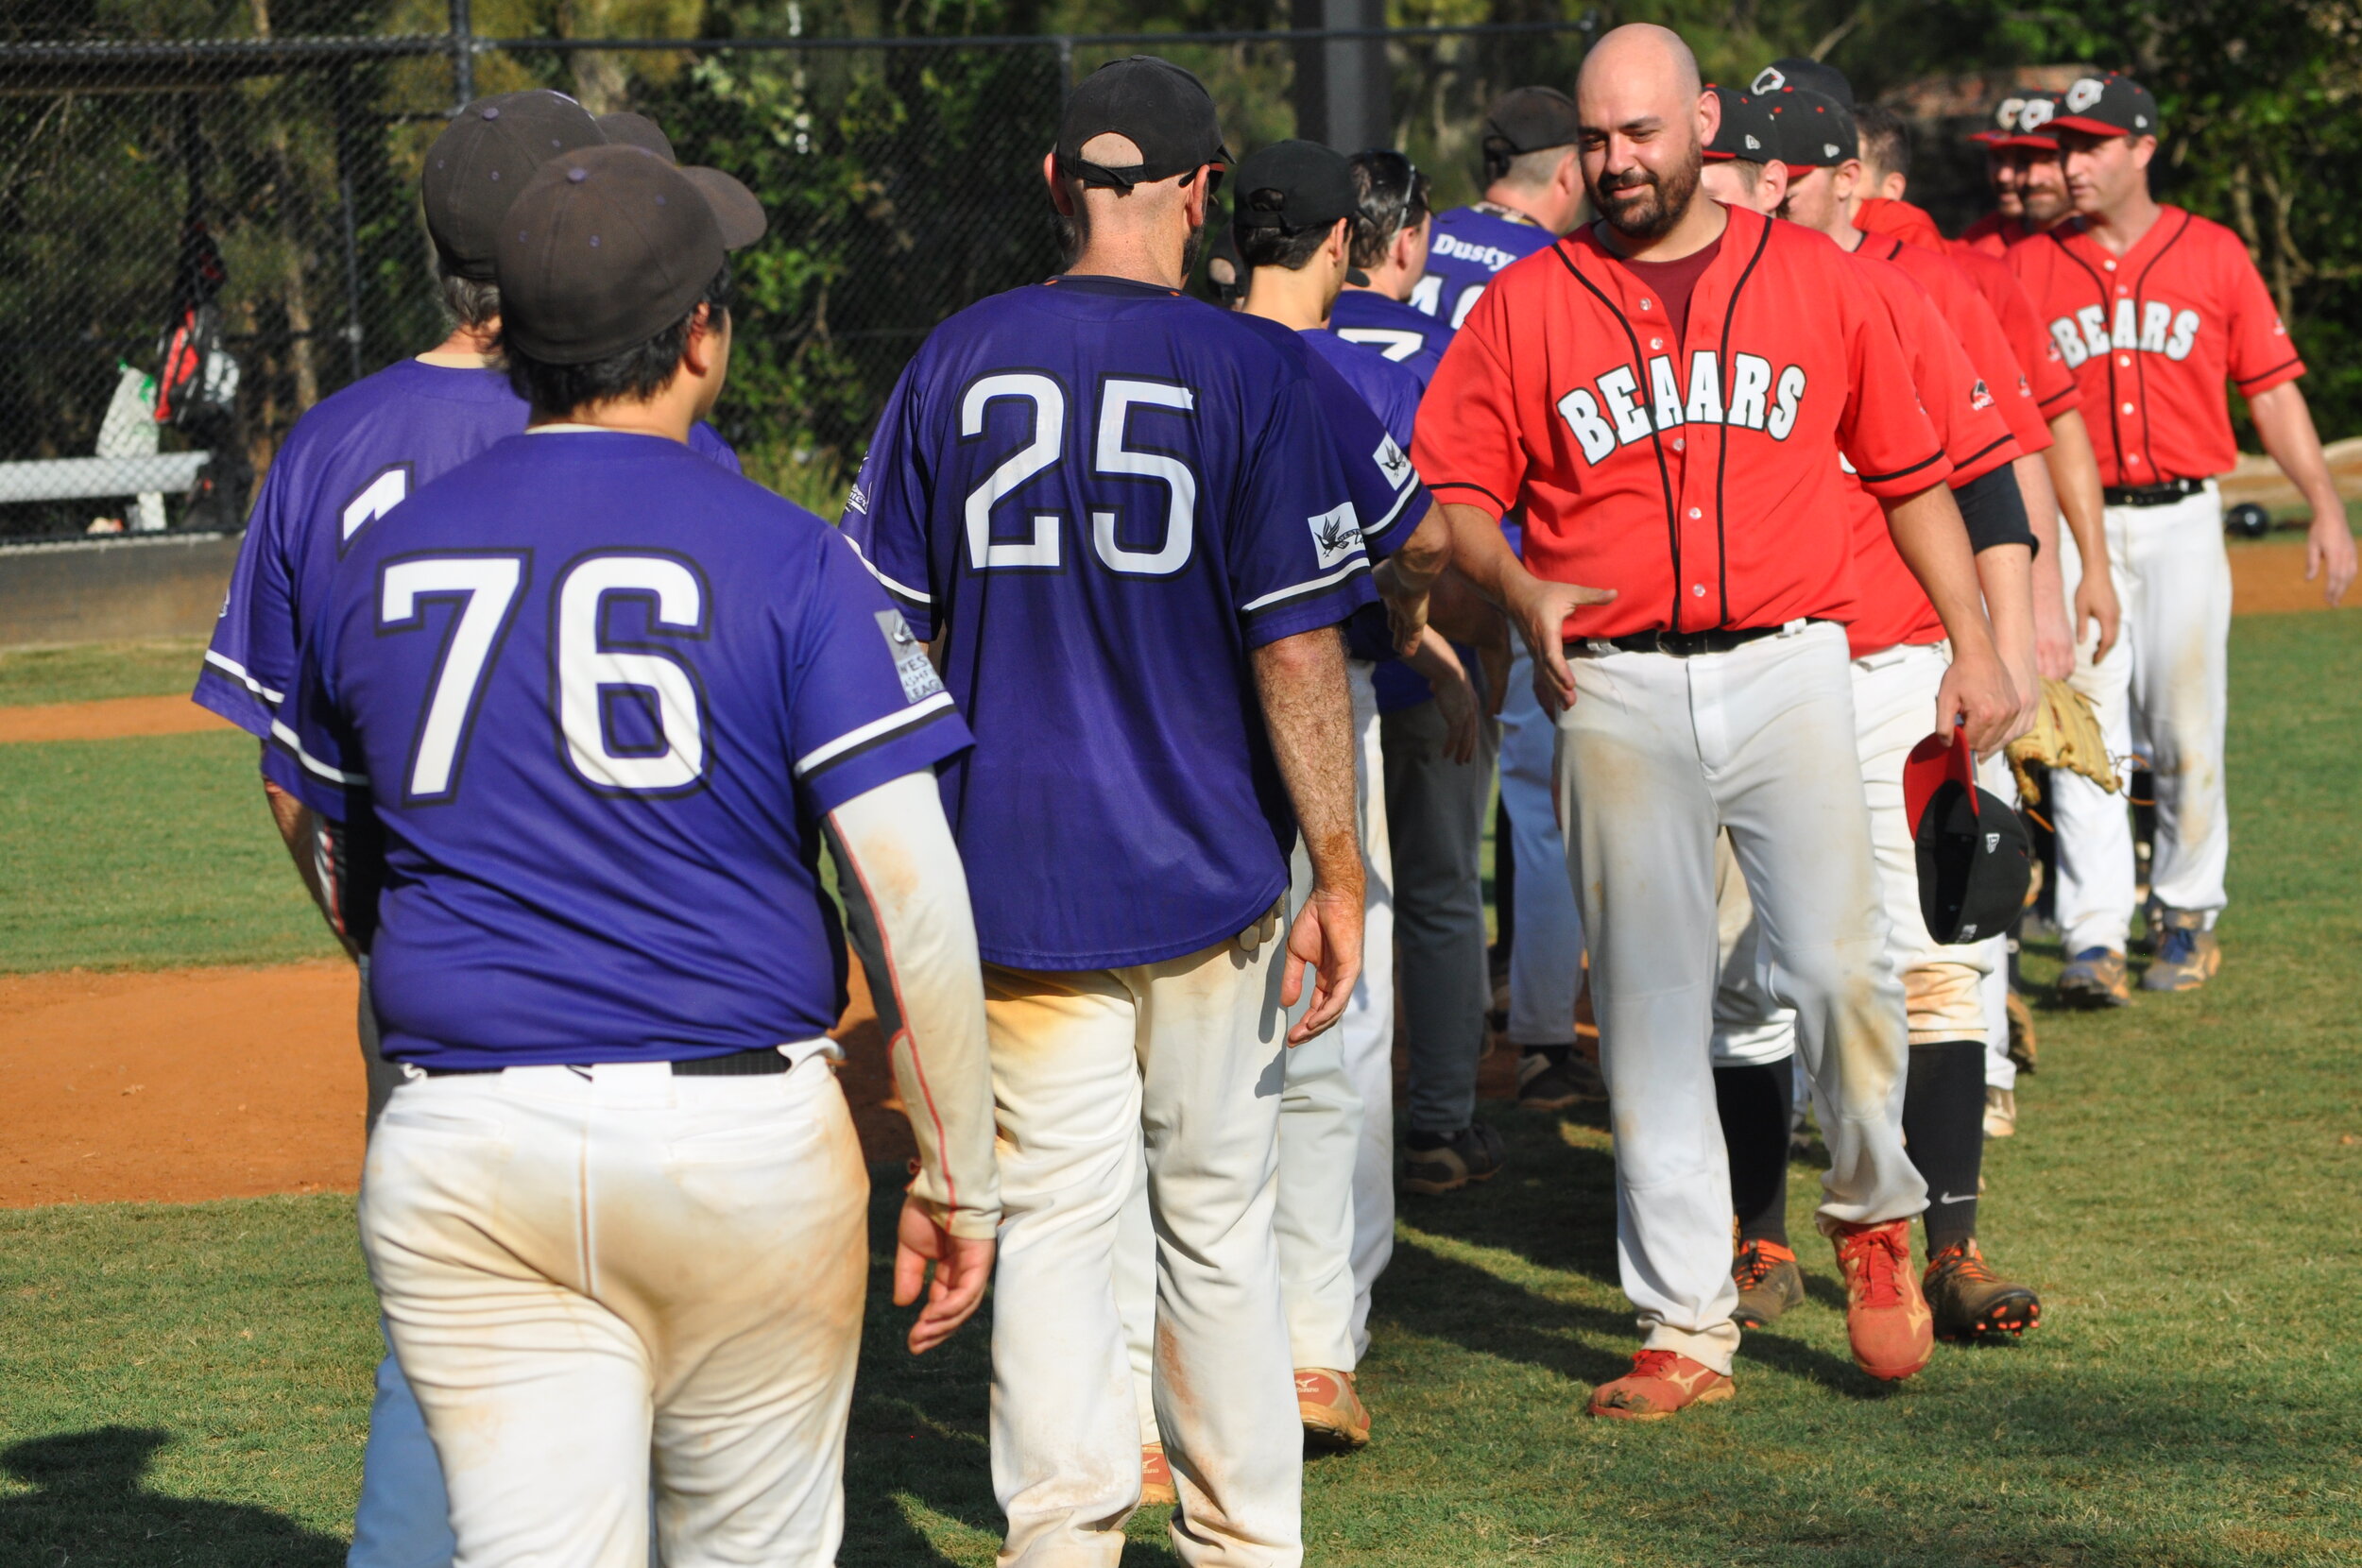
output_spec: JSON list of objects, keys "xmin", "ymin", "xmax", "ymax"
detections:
[
  {"xmin": 1394, "ymin": 1099, "xmax": 1622, "ymax": 1286},
  {"xmin": 0, "ymin": 1426, "xmax": 346, "ymax": 1567}
]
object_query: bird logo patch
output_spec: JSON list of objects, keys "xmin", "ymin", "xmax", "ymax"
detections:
[
  {"xmin": 1307, "ymin": 503, "xmax": 1364, "ymax": 569},
  {"xmin": 1374, "ymin": 435, "xmax": 1414, "ymax": 489}
]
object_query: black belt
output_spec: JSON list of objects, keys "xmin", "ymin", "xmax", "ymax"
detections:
[
  {"xmin": 2103, "ymin": 478, "xmax": 2203, "ymax": 507},
  {"xmin": 422, "ymin": 1046, "xmax": 791, "ymax": 1078},
  {"xmin": 1567, "ymin": 622, "xmax": 1807, "ymax": 659}
]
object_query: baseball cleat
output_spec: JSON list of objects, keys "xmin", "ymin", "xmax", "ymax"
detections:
[
  {"xmin": 1139, "ymin": 1442, "xmax": 1177, "ymax": 1507},
  {"xmin": 1983, "ymin": 1085, "xmax": 2018, "ymax": 1139},
  {"xmin": 2057, "ymin": 946, "xmax": 2131, "ymax": 1008},
  {"xmin": 2140, "ymin": 914, "xmax": 2220, "ymax": 992},
  {"xmin": 2005, "ymin": 990, "xmax": 2038, "ymax": 1075},
  {"xmin": 1731, "ymin": 1238, "xmax": 1805, "ymax": 1328},
  {"xmin": 1401, "ymin": 1122, "xmax": 1506, "ymax": 1194},
  {"xmin": 1586, "ymin": 1350, "xmax": 1735, "ymax": 1421},
  {"xmin": 1923, "ymin": 1239, "xmax": 2042, "ymax": 1341},
  {"xmin": 1515, "ymin": 1048, "xmax": 1604, "ymax": 1111},
  {"xmin": 1295, "ymin": 1368, "xmax": 1370, "ymax": 1449},
  {"xmin": 1828, "ymin": 1218, "xmax": 1934, "ymax": 1381}
]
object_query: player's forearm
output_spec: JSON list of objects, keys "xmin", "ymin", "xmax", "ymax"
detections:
[
  {"xmin": 262, "ymin": 775, "xmax": 361, "ymax": 961},
  {"xmin": 1437, "ymin": 501, "xmax": 1528, "ymax": 607},
  {"xmin": 1973, "ymin": 542, "xmax": 2038, "ymax": 686},
  {"xmin": 1380, "ymin": 502, "xmax": 1451, "ymax": 596},
  {"xmin": 826, "ymin": 774, "xmax": 1001, "ymax": 1242},
  {"xmin": 2248, "ymin": 382, "xmax": 2346, "ymax": 520},
  {"xmin": 1425, "ymin": 570, "xmax": 1509, "ymax": 647},
  {"xmin": 1883, "ymin": 485, "xmax": 2000, "ymax": 662},
  {"xmin": 2040, "ymin": 409, "xmax": 2108, "ymax": 569},
  {"xmin": 1251, "ymin": 625, "xmax": 1363, "ymax": 903},
  {"xmin": 1402, "ymin": 625, "xmax": 1466, "ymax": 688}
]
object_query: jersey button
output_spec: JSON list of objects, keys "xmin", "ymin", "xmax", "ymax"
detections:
[
  {"xmin": 2119, "ymin": 355, "xmax": 2131, "ymax": 366},
  {"xmin": 1692, "ymin": 584, "xmax": 1707, "ymax": 598},
  {"xmin": 1688, "ymin": 507, "xmax": 1702, "ymax": 520},
  {"xmin": 1651, "ymin": 337, "xmax": 1664, "ymax": 350},
  {"xmin": 1639, "ymin": 298, "xmax": 1654, "ymax": 311},
  {"xmin": 1672, "ymin": 436, "xmax": 1686, "ymax": 452},
  {"xmin": 2104, "ymin": 259, "xmax": 2117, "ymax": 270},
  {"xmin": 2121, "ymin": 402, "xmax": 2135, "ymax": 415}
]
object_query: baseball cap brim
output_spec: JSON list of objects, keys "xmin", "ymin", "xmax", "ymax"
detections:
[
  {"xmin": 681, "ymin": 165, "xmax": 767, "ymax": 249},
  {"xmin": 2045, "ymin": 113, "xmax": 2137, "ymax": 139},
  {"xmin": 1904, "ymin": 728, "xmax": 1977, "ymax": 831}
]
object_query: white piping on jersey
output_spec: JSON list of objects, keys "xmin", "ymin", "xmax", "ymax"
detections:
[
  {"xmin": 1239, "ymin": 555, "xmax": 1371, "ymax": 614},
  {"xmin": 844, "ymin": 534, "xmax": 933, "ymax": 605},
  {"xmin": 795, "ymin": 690, "xmax": 955, "ymax": 778},
  {"xmin": 1362, "ymin": 474, "xmax": 1419, "ymax": 543},
  {"xmin": 522, "ymin": 422, "xmax": 672, "ymax": 437},
  {"xmin": 203, "ymin": 649, "xmax": 286, "ymax": 707},
  {"xmin": 270, "ymin": 718, "xmax": 368, "ymax": 787}
]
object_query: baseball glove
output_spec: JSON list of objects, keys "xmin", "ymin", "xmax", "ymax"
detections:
[{"xmin": 2006, "ymin": 678, "xmax": 2118, "ymax": 807}]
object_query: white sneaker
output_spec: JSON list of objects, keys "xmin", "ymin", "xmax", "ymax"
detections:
[{"xmin": 1983, "ymin": 1085, "xmax": 2018, "ymax": 1139}]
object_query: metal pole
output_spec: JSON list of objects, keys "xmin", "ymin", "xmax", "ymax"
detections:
[
  {"xmin": 1056, "ymin": 34, "xmax": 1074, "ymax": 100},
  {"xmin": 333, "ymin": 66, "xmax": 366, "ymax": 381},
  {"xmin": 450, "ymin": 0, "xmax": 474, "ymax": 110}
]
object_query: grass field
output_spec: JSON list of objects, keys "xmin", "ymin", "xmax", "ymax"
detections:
[{"xmin": 2, "ymin": 617, "xmax": 2358, "ymax": 1565}]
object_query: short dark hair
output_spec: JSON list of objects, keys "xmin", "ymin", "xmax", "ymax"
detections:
[
  {"xmin": 1485, "ymin": 142, "xmax": 1570, "ymax": 190},
  {"xmin": 1855, "ymin": 105, "xmax": 1911, "ymax": 181},
  {"xmin": 1234, "ymin": 194, "xmax": 1340, "ymax": 272},
  {"xmin": 436, "ymin": 259, "xmax": 501, "ymax": 331},
  {"xmin": 1347, "ymin": 150, "xmax": 1432, "ymax": 269},
  {"xmin": 505, "ymin": 264, "xmax": 732, "ymax": 416},
  {"xmin": 1719, "ymin": 159, "xmax": 1765, "ymax": 193}
]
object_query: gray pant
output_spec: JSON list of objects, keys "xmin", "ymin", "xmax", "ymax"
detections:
[{"xmin": 1380, "ymin": 696, "xmax": 1500, "ymax": 1135}]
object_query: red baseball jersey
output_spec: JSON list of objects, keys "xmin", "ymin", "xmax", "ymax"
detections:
[
  {"xmin": 1960, "ymin": 212, "xmax": 2029, "ymax": 256},
  {"xmin": 1413, "ymin": 204, "xmax": 1951, "ymax": 641},
  {"xmin": 1857, "ymin": 197, "xmax": 2080, "ymax": 424},
  {"xmin": 1857, "ymin": 231, "xmax": 2048, "ymax": 459},
  {"xmin": 2010, "ymin": 208, "xmax": 2304, "ymax": 486},
  {"xmin": 1840, "ymin": 245, "xmax": 2022, "ymax": 657}
]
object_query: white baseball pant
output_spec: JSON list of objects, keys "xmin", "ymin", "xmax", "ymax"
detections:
[
  {"xmin": 987, "ymin": 917, "xmax": 1300, "ymax": 1568},
  {"xmin": 1554, "ymin": 621, "xmax": 1925, "ymax": 1374},
  {"xmin": 2049, "ymin": 482, "xmax": 2232, "ymax": 953},
  {"xmin": 1979, "ymin": 751, "xmax": 2022, "ymax": 1095},
  {"xmin": 362, "ymin": 1053, "xmax": 867, "ymax": 1568},
  {"xmin": 1497, "ymin": 647, "xmax": 1586, "ymax": 1046}
]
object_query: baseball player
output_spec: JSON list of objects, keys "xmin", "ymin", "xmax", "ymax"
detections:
[
  {"xmin": 1963, "ymin": 94, "xmax": 2072, "ymax": 253},
  {"xmin": 840, "ymin": 57, "xmax": 1392, "ymax": 1565},
  {"xmin": 1698, "ymin": 84, "xmax": 2047, "ymax": 1342},
  {"xmin": 1415, "ymin": 24, "xmax": 2020, "ymax": 1418},
  {"xmin": 263, "ymin": 144, "xmax": 999, "ymax": 1567},
  {"xmin": 1418, "ymin": 86, "xmax": 1585, "ymax": 332},
  {"xmin": 189, "ymin": 90, "xmax": 751, "ymax": 1568},
  {"xmin": 2011, "ymin": 74, "xmax": 2355, "ymax": 1003},
  {"xmin": 1326, "ymin": 150, "xmax": 1446, "ymax": 378}
]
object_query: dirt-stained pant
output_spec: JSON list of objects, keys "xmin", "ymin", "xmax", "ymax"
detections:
[
  {"xmin": 987, "ymin": 920, "xmax": 1300, "ymax": 1568},
  {"xmin": 1552, "ymin": 621, "xmax": 1926, "ymax": 1374},
  {"xmin": 2050, "ymin": 483, "xmax": 2233, "ymax": 953},
  {"xmin": 362, "ymin": 1053, "xmax": 867, "ymax": 1568}
]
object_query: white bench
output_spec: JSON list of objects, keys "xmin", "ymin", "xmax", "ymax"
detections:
[{"xmin": 0, "ymin": 452, "xmax": 212, "ymax": 505}]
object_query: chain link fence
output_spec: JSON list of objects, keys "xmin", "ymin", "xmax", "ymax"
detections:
[{"xmin": 0, "ymin": 15, "xmax": 1597, "ymax": 540}]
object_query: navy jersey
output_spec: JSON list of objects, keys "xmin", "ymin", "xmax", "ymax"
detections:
[
  {"xmin": 1326, "ymin": 290, "xmax": 1446, "ymax": 387},
  {"xmin": 196, "ymin": 356, "xmax": 736, "ymax": 741},
  {"xmin": 1415, "ymin": 205, "xmax": 1561, "ymax": 335},
  {"xmin": 1227, "ymin": 312, "xmax": 1427, "ymax": 560},
  {"xmin": 1300, "ymin": 328, "xmax": 1422, "ymax": 454},
  {"xmin": 266, "ymin": 431, "xmax": 967, "ymax": 1069},
  {"xmin": 842, "ymin": 274, "xmax": 1378, "ymax": 970}
]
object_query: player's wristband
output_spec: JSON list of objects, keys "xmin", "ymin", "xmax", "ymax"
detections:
[{"xmin": 1953, "ymin": 464, "xmax": 2037, "ymax": 557}]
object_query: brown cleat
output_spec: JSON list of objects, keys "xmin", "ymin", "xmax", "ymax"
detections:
[
  {"xmin": 1296, "ymin": 1368, "xmax": 1370, "ymax": 1450},
  {"xmin": 1731, "ymin": 1239, "xmax": 1805, "ymax": 1328},
  {"xmin": 2004, "ymin": 989, "xmax": 2038, "ymax": 1075},
  {"xmin": 2140, "ymin": 912, "xmax": 2221, "ymax": 992},
  {"xmin": 1586, "ymin": 1350, "xmax": 1735, "ymax": 1421},
  {"xmin": 1829, "ymin": 1218, "xmax": 1935, "ymax": 1381},
  {"xmin": 2058, "ymin": 947, "xmax": 2131, "ymax": 1008},
  {"xmin": 1138, "ymin": 1441, "xmax": 1177, "ymax": 1508},
  {"xmin": 1924, "ymin": 1239, "xmax": 2043, "ymax": 1341}
]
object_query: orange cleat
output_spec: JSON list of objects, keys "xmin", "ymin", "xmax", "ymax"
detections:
[
  {"xmin": 1829, "ymin": 1218, "xmax": 1934, "ymax": 1380},
  {"xmin": 1295, "ymin": 1368, "xmax": 1371, "ymax": 1449},
  {"xmin": 1139, "ymin": 1441, "xmax": 1176, "ymax": 1508},
  {"xmin": 1585, "ymin": 1350, "xmax": 1735, "ymax": 1421}
]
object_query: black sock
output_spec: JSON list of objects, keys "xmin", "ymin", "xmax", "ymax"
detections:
[
  {"xmin": 1905, "ymin": 1040, "xmax": 1986, "ymax": 1254},
  {"xmin": 1714, "ymin": 1062, "xmax": 1791, "ymax": 1248}
]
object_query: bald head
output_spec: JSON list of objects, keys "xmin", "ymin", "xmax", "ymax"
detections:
[
  {"xmin": 1575, "ymin": 24, "xmax": 1714, "ymax": 246},
  {"xmin": 1578, "ymin": 24, "xmax": 1703, "ymax": 111}
]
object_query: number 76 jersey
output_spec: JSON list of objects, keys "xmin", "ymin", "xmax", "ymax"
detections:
[
  {"xmin": 265, "ymin": 431, "xmax": 970, "ymax": 1070},
  {"xmin": 842, "ymin": 274, "xmax": 1380, "ymax": 972}
]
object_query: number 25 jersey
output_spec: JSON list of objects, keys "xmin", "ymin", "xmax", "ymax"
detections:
[{"xmin": 843, "ymin": 275, "xmax": 1378, "ymax": 972}]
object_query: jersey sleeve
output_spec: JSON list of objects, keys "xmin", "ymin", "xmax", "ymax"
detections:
[
  {"xmin": 1227, "ymin": 370, "xmax": 1380, "ymax": 649},
  {"xmin": 2221, "ymin": 236, "xmax": 2305, "ymax": 397},
  {"xmin": 1300, "ymin": 347, "xmax": 1428, "ymax": 559},
  {"xmin": 1946, "ymin": 270, "xmax": 2052, "ymax": 457},
  {"xmin": 1901, "ymin": 281, "xmax": 2021, "ymax": 486},
  {"xmin": 192, "ymin": 471, "xmax": 297, "ymax": 740},
  {"xmin": 259, "ymin": 613, "xmax": 369, "ymax": 824},
  {"xmin": 837, "ymin": 358, "xmax": 939, "ymax": 639},
  {"xmin": 689, "ymin": 420, "xmax": 744, "ymax": 474},
  {"xmin": 1410, "ymin": 291, "xmax": 1525, "ymax": 518},
  {"xmin": 1839, "ymin": 276, "xmax": 1956, "ymax": 499},
  {"xmin": 1976, "ymin": 256, "xmax": 2081, "ymax": 418},
  {"xmin": 786, "ymin": 530, "xmax": 972, "ymax": 817}
]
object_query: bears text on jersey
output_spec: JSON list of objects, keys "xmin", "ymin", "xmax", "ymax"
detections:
[
  {"xmin": 2048, "ymin": 298, "xmax": 2204, "ymax": 368},
  {"xmin": 1555, "ymin": 349, "xmax": 1809, "ymax": 466}
]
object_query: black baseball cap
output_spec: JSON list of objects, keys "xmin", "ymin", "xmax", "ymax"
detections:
[
  {"xmin": 2050, "ymin": 73, "xmax": 2160, "ymax": 139},
  {"xmin": 1999, "ymin": 93, "xmax": 2062, "ymax": 149},
  {"xmin": 1703, "ymin": 87, "xmax": 1780, "ymax": 163},
  {"xmin": 1766, "ymin": 87, "xmax": 1858, "ymax": 168},
  {"xmin": 1232, "ymin": 141, "xmax": 1357, "ymax": 235},
  {"xmin": 496, "ymin": 145, "xmax": 758, "ymax": 365},
  {"xmin": 1055, "ymin": 56, "xmax": 1229, "ymax": 191},
  {"xmin": 1905, "ymin": 732, "xmax": 2033, "ymax": 946},
  {"xmin": 595, "ymin": 110, "xmax": 767, "ymax": 249},
  {"xmin": 423, "ymin": 91, "xmax": 606, "ymax": 280},
  {"xmin": 1482, "ymin": 86, "xmax": 1582, "ymax": 160},
  {"xmin": 1752, "ymin": 57, "xmax": 1852, "ymax": 108}
]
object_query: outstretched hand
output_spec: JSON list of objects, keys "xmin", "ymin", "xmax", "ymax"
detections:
[
  {"xmin": 1281, "ymin": 884, "xmax": 1364, "ymax": 1046},
  {"xmin": 1505, "ymin": 576, "xmax": 1617, "ymax": 715},
  {"xmin": 893, "ymin": 1197, "xmax": 995, "ymax": 1355}
]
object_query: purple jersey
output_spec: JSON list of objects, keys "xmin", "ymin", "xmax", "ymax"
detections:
[
  {"xmin": 265, "ymin": 432, "xmax": 967, "ymax": 1069},
  {"xmin": 1414, "ymin": 205, "xmax": 1560, "ymax": 335},
  {"xmin": 842, "ymin": 275, "xmax": 1379, "ymax": 970},
  {"xmin": 196, "ymin": 357, "xmax": 737, "ymax": 741},
  {"xmin": 1326, "ymin": 290, "xmax": 1446, "ymax": 387}
]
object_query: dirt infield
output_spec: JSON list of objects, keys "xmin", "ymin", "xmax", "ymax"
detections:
[
  {"xmin": 2230, "ymin": 538, "xmax": 2353, "ymax": 615},
  {"xmin": 0, "ymin": 961, "xmax": 911, "ymax": 1208},
  {"xmin": 0, "ymin": 693, "xmax": 233, "ymax": 743}
]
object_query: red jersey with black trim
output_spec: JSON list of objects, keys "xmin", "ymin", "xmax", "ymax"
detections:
[
  {"xmin": 1857, "ymin": 230, "xmax": 2047, "ymax": 459},
  {"xmin": 1960, "ymin": 213, "xmax": 2030, "ymax": 255},
  {"xmin": 2009, "ymin": 208, "xmax": 2304, "ymax": 486},
  {"xmin": 1857, "ymin": 197, "xmax": 2080, "ymax": 424},
  {"xmin": 1412, "ymin": 203, "xmax": 1951, "ymax": 641},
  {"xmin": 1840, "ymin": 244, "xmax": 2022, "ymax": 657}
]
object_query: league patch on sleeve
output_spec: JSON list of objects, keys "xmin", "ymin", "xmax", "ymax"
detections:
[
  {"xmin": 1307, "ymin": 503, "xmax": 1365, "ymax": 570},
  {"xmin": 846, "ymin": 480, "xmax": 870, "ymax": 515},
  {"xmin": 877, "ymin": 609, "xmax": 943, "ymax": 703},
  {"xmin": 1970, "ymin": 379, "xmax": 1995, "ymax": 411},
  {"xmin": 1374, "ymin": 435, "xmax": 1414, "ymax": 490}
]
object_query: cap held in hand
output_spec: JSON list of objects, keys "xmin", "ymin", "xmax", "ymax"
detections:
[
  {"xmin": 496, "ymin": 145, "xmax": 761, "ymax": 366},
  {"xmin": 1056, "ymin": 56, "xmax": 1229, "ymax": 191},
  {"xmin": 1904, "ymin": 728, "xmax": 2032, "ymax": 946}
]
